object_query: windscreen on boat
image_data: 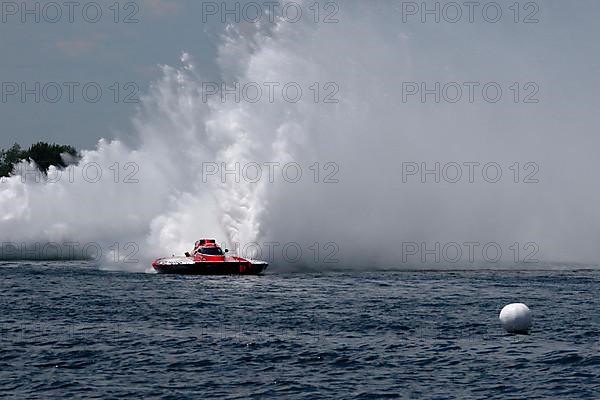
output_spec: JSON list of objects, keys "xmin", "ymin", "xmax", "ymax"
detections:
[{"xmin": 199, "ymin": 247, "xmax": 224, "ymax": 256}]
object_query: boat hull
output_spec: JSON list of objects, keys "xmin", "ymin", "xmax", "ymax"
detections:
[{"xmin": 152, "ymin": 257, "xmax": 268, "ymax": 275}]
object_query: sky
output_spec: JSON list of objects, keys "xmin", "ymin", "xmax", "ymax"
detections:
[
  {"xmin": 0, "ymin": 0, "xmax": 223, "ymax": 149},
  {"xmin": 0, "ymin": 1, "xmax": 598, "ymax": 150}
]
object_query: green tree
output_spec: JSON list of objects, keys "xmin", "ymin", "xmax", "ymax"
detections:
[
  {"xmin": 25, "ymin": 142, "xmax": 78, "ymax": 174},
  {"xmin": 0, "ymin": 142, "xmax": 79, "ymax": 177},
  {"xmin": 0, "ymin": 143, "xmax": 25, "ymax": 177}
]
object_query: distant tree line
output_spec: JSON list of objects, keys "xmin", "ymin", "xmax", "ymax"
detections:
[{"xmin": 0, "ymin": 142, "xmax": 79, "ymax": 177}]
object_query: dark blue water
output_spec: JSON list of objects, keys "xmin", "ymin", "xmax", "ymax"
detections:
[{"xmin": 1, "ymin": 262, "xmax": 599, "ymax": 399}]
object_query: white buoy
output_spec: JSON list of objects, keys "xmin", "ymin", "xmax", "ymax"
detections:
[{"xmin": 499, "ymin": 303, "xmax": 532, "ymax": 334}]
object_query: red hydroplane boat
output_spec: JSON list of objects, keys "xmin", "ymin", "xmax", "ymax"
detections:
[{"xmin": 152, "ymin": 239, "xmax": 268, "ymax": 275}]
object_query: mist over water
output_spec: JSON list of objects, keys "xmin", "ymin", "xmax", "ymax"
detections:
[{"xmin": 1, "ymin": 1, "xmax": 599, "ymax": 270}]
